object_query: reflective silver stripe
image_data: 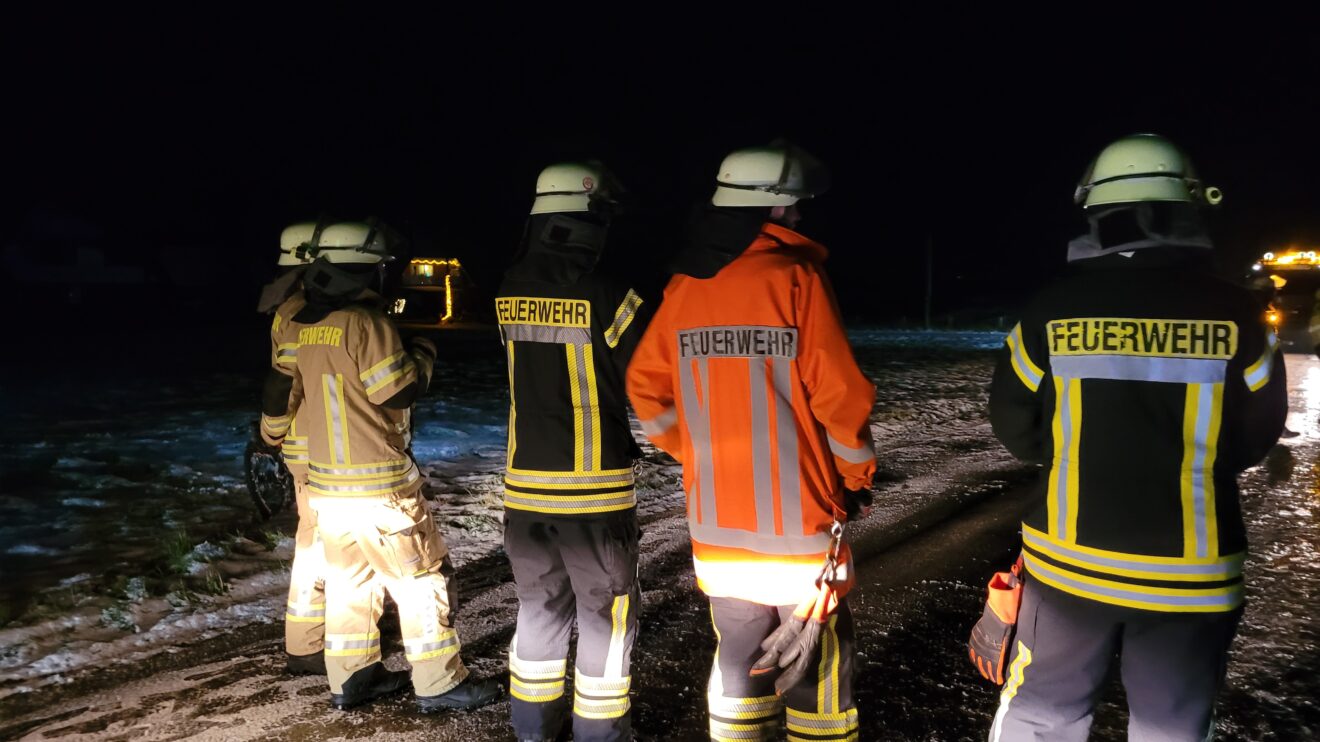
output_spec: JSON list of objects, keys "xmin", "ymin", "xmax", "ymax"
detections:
[
  {"xmin": 277, "ymin": 348, "xmax": 298, "ymax": 362},
  {"xmin": 572, "ymin": 343, "xmax": 596, "ymax": 471},
  {"xmin": 325, "ymin": 637, "xmax": 380, "ymax": 650},
  {"xmin": 1053, "ymin": 378, "xmax": 1075, "ymax": 537},
  {"xmin": 1022, "ymin": 530, "xmax": 1243, "ymax": 577},
  {"xmin": 325, "ymin": 374, "xmax": 345, "ymax": 465},
  {"xmin": 576, "ymin": 671, "xmax": 631, "ymax": 694},
  {"xmin": 681, "ymin": 357, "xmax": 718, "ymax": 525},
  {"xmin": 709, "ymin": 695, "xmax": 780, "ymax": 716},
  {"xmin": 786, "ymin": 711, "xmax": 857, "ymax": 731},
  {"xmin": 509, "ymin": 635, "xmax": 568, "ymax": 679},
  {"xmin": 404, "ymin": 634, "xmax": 459, "ymax": 657},
  {"xmin": 1007, "ymin": 325, "xmax": 1043, "ymax": 390},
  {"xmin": 283, "ymin": 452, "xmax": 310, "ymax": 462},
  {"xmin": 821, "ymin": 616, "xmax": 837, "ymax": 714},
  {"xmin": 1051, "ymin": 355, "xmax": 1227, "ymax": 384},
  {"xmin": 502, "ymin": 324, "xmax": 592, "ymax": 344},
  {"xmin": 604, "ymin": 290, "xmax": 643, "ymax": 348},
  {"xmin": 504, "ymin": 470, "xmax": 634, "ymax": 485},
  {"xmin": 640, "ymin": 406, "xmax": 678, "ymax": 436},
  {"xmin": 1024, "ymin": 554, "xmax": 1243, "ymax": 608},
  {"xmin": 1244, "ymin": 350, "xmax": 1275, "ymax": 390},
  {"xmin": 689, "ymin": 521, "xmax": 832, "ymax": 555},
  {"xmin": 749, "ymin": 357, "xmax": 776, "ymax": 536},
  {"xmin": 286, "ymin": 603, "xmax": 326, "ymax": 617},
  {"xmin": 827, "ymin": 433, "xmax": 874, "ymax": 465},
  {"xmin": 710, "ymin": 719, "xmax": 777, "ymax": 739},
  {"xmin": 361, "ymin": 353, "xmax": 412, "ymax": 390},
  {"xmin": 1191, "ymin": 383, "xmax": 1214, "ymax": 559},
  {"xmin": 309, "ymin": 468, "xmax": 419, "ymax": 493},
  {"xmin": 515, "ymin": 682, "xmax": 566, "ymax": 698},
  {"xmin": 773, "ymin": 358, "xmax": 803, "ymax": 532},
  {"xmin": 309, "ymin": 461, "xmax": 410, "ymax": 476},
  {"xmin": 504, "ymin": 491, "xmax": 636, "ymax": 512}
]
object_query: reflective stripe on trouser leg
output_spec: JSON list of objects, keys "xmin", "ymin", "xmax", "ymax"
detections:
[
  {"xmin": 504, "ymin": 514, "xmax": 574, "ymax": 740},
  {"xmin": 317, "ymin": 515, "xmax": 386, "ymax": 694},
  {"xmin": 708, "ymin": 597, "xmax": 784, "ymax": 741},
  {"xmin": 781, "ymin": 600, "xmax": 858, "ymax": 742},
  {"xmin": 381, "ymin": 553, "xmax": 467, "ymax": 697},
  {"xmin": 563, "ymin": 513, "xmax": 640, "ymax": 742},
  {"xmin": 989, "ymin": 581, "xmax": 1121, "ymax": 742},
  {"xmin": 286, "ymin": 476, "xmax": 326, "ymax": 656}
]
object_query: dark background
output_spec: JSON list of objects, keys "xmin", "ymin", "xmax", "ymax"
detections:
[{"xmin": 5, "ymin": 11, "xmax": 1319, "ymax": 338}]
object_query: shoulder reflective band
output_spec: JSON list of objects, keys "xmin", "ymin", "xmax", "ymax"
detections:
[{"xmin": 1006, "ymin": 324, "xmax": 1043, "ymax": 392}]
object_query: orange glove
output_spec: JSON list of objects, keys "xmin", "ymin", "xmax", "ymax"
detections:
[{"xmin": 968, "ymin": 558, "xmax": 1024, "ymax": 685}]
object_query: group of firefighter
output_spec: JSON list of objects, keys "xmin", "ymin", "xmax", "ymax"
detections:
[{"xmin": 254, "ymin": 134, "xmax": 1287, "ymax": 742}]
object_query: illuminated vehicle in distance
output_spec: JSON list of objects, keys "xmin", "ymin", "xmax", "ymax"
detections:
[
  {"xmin": 1249, "ymin": 249, "xmax": 1320, "ymax": 350},
  {"xmin": 387, "ymin": 257, "xmax": 473, "ymax": 330}
]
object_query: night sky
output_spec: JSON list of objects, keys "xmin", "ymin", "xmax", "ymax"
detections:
[{"xmin": 7, "ymin": 13, "xmax": 1320, "ymax": 328}]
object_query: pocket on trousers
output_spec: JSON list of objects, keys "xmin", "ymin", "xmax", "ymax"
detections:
[
  {"xmin": 374, "ymin": 495, "xmax": 448, "ymax": 579},
  {"xmin": 601, "ymin": 515, "xmax": 640, "ymax": 594}
]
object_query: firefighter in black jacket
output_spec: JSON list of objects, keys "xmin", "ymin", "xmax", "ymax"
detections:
[
  {"xmin": 987, "ymin": 134, "xmax": 1287, "ymax": 741},
  {"xmin": 497, "ymin": 162, "xmax": 649, "ymax": 742}
]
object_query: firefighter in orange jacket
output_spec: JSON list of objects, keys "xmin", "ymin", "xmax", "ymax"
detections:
[{"xmin": 628, "ymin": 144, "xmax": 876, "ymax": 742}]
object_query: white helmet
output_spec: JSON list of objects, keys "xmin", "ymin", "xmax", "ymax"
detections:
[
  {"xmin": 278, "ymin": 222, "xmax": 318, "ymax": 266},
  {"xmin": 311, "ymin": 220, "xmax": 392, "ymax": 264},
  {"xmin": 711, "ymin": 144, "xmax": 830, "ymax": 207},
  {"xmin": 530, "ymin": 162, "xmax": 618, "ymax": 215},
  {"xmin": 1074, "ymin": 134, "xmax": 1223, "ymax": 208}
]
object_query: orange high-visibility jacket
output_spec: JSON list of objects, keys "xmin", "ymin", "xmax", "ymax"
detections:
[{"xmin": 627, "ymin": 223, "xmax": 876, "ymax": 606}]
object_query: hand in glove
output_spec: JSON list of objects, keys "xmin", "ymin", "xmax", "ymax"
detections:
[
  {"xmin": 409, "ymin": 336, "xmax": 438, "ymax": 392},
  {"xmin": 843, "ymin": 487, "xmax": 873, "ymax": 522},
  {"xmin": 967, "ymin": 559, "xmax": 1023, "ymax": 685}
]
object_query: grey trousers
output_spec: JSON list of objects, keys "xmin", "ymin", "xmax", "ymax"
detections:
[
  {"xmin": 505, "ymin": 511, "xmax": 640, "ymax": 742},
  {"xmin": 990, "ymin": 581, "xmax": 1241, "ymax": 742}
]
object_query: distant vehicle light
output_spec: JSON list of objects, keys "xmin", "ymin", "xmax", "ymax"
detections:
[
  {"xmin": 1267, "ymin": 310, "xmax": 1281, "ymax": 326},
  {"xmin": 1258, "ymin": 249, "xmax": 1320, "ymax": 269}
]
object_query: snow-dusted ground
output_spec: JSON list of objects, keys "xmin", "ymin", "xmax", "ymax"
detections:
[{"xmin": 0, "ymin": 328, "xmax": 1008, "ymax": 714}]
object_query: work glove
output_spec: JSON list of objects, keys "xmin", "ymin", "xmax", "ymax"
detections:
[
  {"xmin": 843, "ymin": 487, "xmax": 873, "ymax": 522},
  {"xmin": 410, "ymin": 336, "xmax": 437, "ymax": 362},
  {"xmin": 967, "ymin": 558, "xmax": 1024, "ymax": 685},
  {"xmin": 750, "ymin": 579, "xmax": 841, "ymax": 695}
]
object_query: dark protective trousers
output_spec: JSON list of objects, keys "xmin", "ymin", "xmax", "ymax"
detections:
[
  {"xmin": 990, "ymin": 581, "xmax": 1242, "ymax": 742},
  {"xmin": 707, "ymin": 596, "xmax": 858, "ymax": 742},
  {"xmin": 504, "ymin": 511, "xmax": 640, "ymax": 742}
]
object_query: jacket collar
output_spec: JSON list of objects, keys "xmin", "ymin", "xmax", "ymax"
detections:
[{"xmin": 749, "ymin": 223, "xmax": 829, "ymax": 262}]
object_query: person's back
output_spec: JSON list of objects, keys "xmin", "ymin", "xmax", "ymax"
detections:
[
  {"xmin": 496, "ymin": 162, "xmax": 647, "ymax": 742},
  {"xmin": 986, "ymin": 134, "xmax": 1286, "ymax": 742},
  {"xmin": 994, "ymin": 249, "xmax": 1281, "ymax": 605}
]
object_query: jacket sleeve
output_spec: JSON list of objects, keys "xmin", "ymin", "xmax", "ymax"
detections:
[
  {"xmin": 1234, "ymin": 324, "xmax": 1287, "ymax": 468},
  {"xmin": 260, "ymin": 312, "xmax": 299, "ymax": 445},
  {"xmin": 626, "ymin": 283, "xmax": 682, "ymax": 459},
  {"xmin": 797, "ymin": 263, "xmax": 877, "ymax": 491},
  {"xmin": 352, "ymin": 310, "xmax": 421, "ymax": 407},
  {"xmin": 989, "ymin": 321, "xmax": 1049, "ymax": 463}
]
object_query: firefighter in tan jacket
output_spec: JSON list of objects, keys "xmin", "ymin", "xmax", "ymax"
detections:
[
  {"xmin": 258, "ymin": 221, "xmax": 325, "ymax": 675},
  {"xmin": 261, "ymin": 220, "xmax": 501, "ymax": 712}
]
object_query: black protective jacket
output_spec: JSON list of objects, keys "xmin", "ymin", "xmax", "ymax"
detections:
[
  {"xmin": 496, "ymin": 217, "xmax": 650, "ymax": 518},
  {"xmin": 990, "ymin": 246, "xmax": 1286, "ymax": 613}
]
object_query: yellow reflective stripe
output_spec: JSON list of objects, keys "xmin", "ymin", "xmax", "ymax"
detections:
[
  {"xmin": 604, "ymin": 290, "xmax": 643, "ymax": 348},
  {"xmin": 1243, "ymin": 331, "xmax": 1277, "ymax": 391},
  {"xmin": 335, "ymin": 374, "xmax": 350, "ymax": 464},
  {"xmin": 567, "ymin": 344, "xmax": 585, "ymax": 470},
  {"xmin": 815, "ymin": 614, "xmax": 840, "ymax": 713},
  {"xmin": 1204, "ymin": 384, "xmax": 1223, "ymax": 558},
  {"xmin": 1021, "ymin": 523, "xmax": 1239, "ymax": 566},
  {"xmin": 503, "ymin": 497, "xmax": 637, "ymax": 515},
  {"xmin": 506, "ymin": 467, "xmax": 634, "ymax": 479},
  {"xmin": 604, "ymin": 594, "xmax": 629, "ymax": 678},
  {"xmin": 1023, "ymin": 553, "xmax": 1243, "ymax": 612},
  {"xmin": 991, "ymin": 642, "xmax": 1033, "ymax": 742},
  {"xmin": 710, "ymin": 718, "xmax": 779, "ymax": 739},
  {"xmin": 1047, "ymin": 376, "xmax": 1063, "ymax": 538},
  {"xmin": 407, "ymin": 645, "xmax": 460, "ymax": 662},
  {"xmin": 786, "ymin": 708, "xmax": 858, "ymax": 735},
  {"xmin": 360, "ymin": 351, "xmax": 406, "ymax": 382},
  {"xmin": 325, "ymin": 632, "xmax": 380, "ymax": 640},
  {"xmin": 1063, "ymin": 378, "xmax": 1081, "ymax": 542},
  {"xmin": 1006, "ymin": 324, "xmax": 1044, "ymax": 392},
  {"xmin": 506, "ymin": 340, "xmax": 517, "ymax": 467},
  {"xmin": 322, "ymin": 375, "xmax": 338, "ymax": 466},
  {"xmin": 504, "ymin": 476, "xmax": 633, "ymax": 491},
  {"xmin": 585, "ymin": 344, "xmax": 601, "ymax": 471},
  {"xmin": 1021, "ymin": 529, "xmax": 1243, "ymax": 582}
]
